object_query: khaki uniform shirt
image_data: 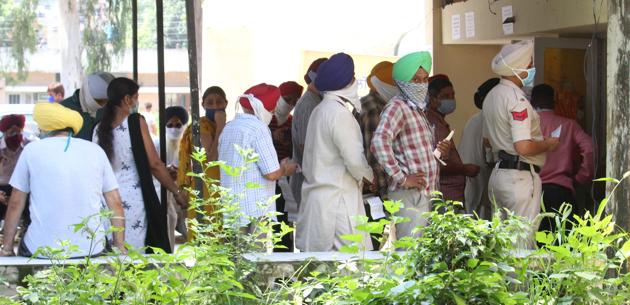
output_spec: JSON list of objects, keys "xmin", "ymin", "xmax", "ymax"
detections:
[{"xmin": 482, "ymin": 79, "xmax": 545, "ymax": 166}]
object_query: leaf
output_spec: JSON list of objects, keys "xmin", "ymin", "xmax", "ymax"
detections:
[
  {"xmin": 452, "ymin": 292, "xmax": 467, "ymax": 305},
  {"xmin": 575, "ymin": 271, "xmax": 599, "ymax": 281},
  {"xmin": 622, "ymin": 171, "xmax": 630, "ymax": 180},
  {"xmin": 593, "ymin": 177, "xmax": 620, "ymax": 184},
  {"xmin": 340, "ymin": 234, "xmax": 365, "ymax": 243},
  {"xmin": 245, "ymin": 182, "xmax": 261, "ymax": 189},
  {"xmin": 339, "ymin": 245, "xmax": 359, "ymax": 254}
]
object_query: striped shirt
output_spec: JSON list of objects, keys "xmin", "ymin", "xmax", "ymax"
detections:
[
  {"xmin": 219, "ymin": 113, "xmax": 280, "ymax": 226},
  {"xmin": 371, "ymin": 96, "xmax": 439, "ymax": 193}
]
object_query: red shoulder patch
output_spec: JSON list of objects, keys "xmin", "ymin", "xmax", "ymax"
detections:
[{"xmin": 511, "ymin": 109, "xmax": 528, "ymax": 121}]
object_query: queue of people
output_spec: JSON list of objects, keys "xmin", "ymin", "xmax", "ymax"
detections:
[{"xmin": 0, "ymin": 40, "xmax": 596, "ymax": 258}]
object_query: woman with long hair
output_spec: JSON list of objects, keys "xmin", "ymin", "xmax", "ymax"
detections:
[{"xmin": 94, "ymin": 77, "xmax": 187, "ymax": 252}]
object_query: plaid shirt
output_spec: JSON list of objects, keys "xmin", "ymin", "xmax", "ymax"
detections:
[
  {"xmin": 371, "ymin": 96, "xmax": 439, "ymax": 193},
  {"xmin": 359, "ymin": 92, "xmax": 390, "ymax": 196}
]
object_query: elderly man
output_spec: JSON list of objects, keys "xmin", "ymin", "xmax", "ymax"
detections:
[
  {"xmin": 219, "ymin": 83, "xmax": 298, "ymax": 235},
  {"xmin": 459, "ymin": 78, "xmax": 500, "ymax": 218},
  {"xmin": 530, "ymin": 84, "xmax": 593, "ymax": 232},
  {"xmin": 482, "ymin": 41, "xmax": 559, "ymax": 241},
  {"xmin": 290, "ymin": 58, "xmax": 327, "ymax": 210},
  {"xmin": 60, "ymin": 72, "xmax": 115, "ymax": 140},
  {"xmin": 296, "ymin": 53, "xmax": 374, "ymax": 252},
  {"xmin": 0, "ymin": 103, "xmax": 125, "ymax": 258},
  {"xmin": 371, "ymin": 51, "xmax": 451, "ymax": 239}
]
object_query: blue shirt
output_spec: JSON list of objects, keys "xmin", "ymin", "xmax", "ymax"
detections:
[{"xmin": 219, "ymin": 113, "xmax": 279, "ymax": 226}]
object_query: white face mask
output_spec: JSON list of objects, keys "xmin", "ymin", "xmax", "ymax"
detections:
[
  {"xmin": 274, "ymin": 97, "xmax": 293, "ymax": 125},
  {"xmin": 165, "ymin": 127, "xmax": 184, "ymax": 140},
  {"xmin": 370, "ymin": 75, "xmax": 400, "ymax": 102},
  {"xmin": 328, "ymin": 80, "xmax": 361, "ymax": 113}
]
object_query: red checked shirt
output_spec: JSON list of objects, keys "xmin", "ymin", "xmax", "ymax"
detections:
[{"xmin": 371, "ymin": 96, "xmax": 439, "ymax": 193}]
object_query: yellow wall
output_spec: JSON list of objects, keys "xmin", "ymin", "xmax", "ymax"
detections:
[
  {"xmin": 441, "ymin": 0, "xmax": 608, "ymax": 44},
  {"xmin": 432, "ymin": 0, "xmax": 502, "ymax": 144}
]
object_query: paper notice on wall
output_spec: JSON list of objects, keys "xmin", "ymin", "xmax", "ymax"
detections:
[
  {"xmin": 465, "ymin": 12, "xmax": 475, "ymax": 38},
  {"xmin": 502, "ymin": 5, "xmax": 514, "ymax": 35},
  {"xmin": 451, "ymin": 14, "xmax": 461, "ymax": 40}
]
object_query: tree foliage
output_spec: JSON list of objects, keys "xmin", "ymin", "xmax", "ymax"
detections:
[
  {"xmin": 82, "ymin": 0, "xmax": 130, "ymax": 74},
  {"xmin": 135, "ymin": 0, "xmax": 187, "ymax": 49},
  {"xmin": 0, "ymin": 0, "xmax": 39, "ymax": 84}
]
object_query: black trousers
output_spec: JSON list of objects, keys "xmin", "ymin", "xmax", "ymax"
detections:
[
  {"xmin": 273, "ymin": 184, "xmax": 294, "ymax": 252},
  {"xmin": 0, "ymin": 185, "xmax": 30, "ymax": 226},
  {"xmin": 539, "ymin": 183, "xmax": 576, "ymax": 233}
]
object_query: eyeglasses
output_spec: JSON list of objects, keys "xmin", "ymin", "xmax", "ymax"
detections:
[{"xmin": 166, "ymin": 123, "xmax": 183, "ymax": 128}]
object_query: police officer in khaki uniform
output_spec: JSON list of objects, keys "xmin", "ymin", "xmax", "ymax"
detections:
[{"xmin": 482, "ymin": 41, "xmax": 559, "ymax": 235}]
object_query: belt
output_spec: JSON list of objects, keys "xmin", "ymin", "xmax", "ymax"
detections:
[{"xmin": 498, "ymin": 160, "xmax": 541, "ymax": 173}]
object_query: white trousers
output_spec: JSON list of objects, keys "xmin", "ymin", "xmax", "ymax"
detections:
[{"xmin": 386, "ymin": 189, "xmax": 431, "ymax": 239}]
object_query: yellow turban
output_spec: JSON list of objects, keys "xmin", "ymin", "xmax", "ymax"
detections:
[
  {"xmin": 34, "ymin": 103, "xmax": 83, "ymax": 134},
  {"xmin": 367, "ymin": 61, "xmax": 395, "ymax": 91}
]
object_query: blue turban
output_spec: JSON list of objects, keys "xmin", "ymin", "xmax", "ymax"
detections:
[
  {"xmin": 165, "ymin": 106, "xmax": 189, "ymax": 124},
  {"xmin": 314, "ymin": 53, "xmax": 355, "ymax": 92}
]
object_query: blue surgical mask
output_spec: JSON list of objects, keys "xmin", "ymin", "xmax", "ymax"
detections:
[
  {"xmin": 517, "ymin": 67, "xmax": 536, "ymax": 88},
  {"xmin": 205, "ymin": 108, "xmax": 225, "ymax": 122},
  {"xmin": 437, "ymin": 99, "xmax": 456, "ymax": 115},
  {"xmin": 48, "ymin": 95, "xmax": 55, "ymax": 103}
]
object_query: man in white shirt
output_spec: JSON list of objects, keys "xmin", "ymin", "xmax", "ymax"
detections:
[
  {"xmin": 0, "ymin": 103, "xmax": 125, "ymax": 258},
  {"xmin": 297, "ymin": 53, "xmax": 375, "ymax": 252}
]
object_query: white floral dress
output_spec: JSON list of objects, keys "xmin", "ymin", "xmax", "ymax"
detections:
[{"xmin": 94, "ymin": 118, "xmax": 158, "ymax": 250}]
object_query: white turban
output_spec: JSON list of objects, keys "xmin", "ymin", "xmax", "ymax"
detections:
[
  {"xmin": 79, "ymin": 72, "xmax": 115, "ymax": 118},
  {"xmin": 491, "ymin": 40, "xmax": 534, "ymax": 76}
]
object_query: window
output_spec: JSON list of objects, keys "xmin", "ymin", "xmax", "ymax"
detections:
[{"xmin": 9, "ymin": 94, "xmax": 20, "ymax": 104}]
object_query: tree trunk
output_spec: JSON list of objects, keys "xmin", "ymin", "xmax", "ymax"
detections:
[
  {"xmin": 58, "ymin": 0, "xmax": 83, "ymax": 96},
  {"xmin": 606, "ymin": 0, "xmax": 630, "ymax": 233}
]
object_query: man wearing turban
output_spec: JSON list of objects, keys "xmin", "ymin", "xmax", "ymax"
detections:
[
  {"xmin": 269, "ymin": 80, "xmax": 304, "ymax": 251},
  {"xmin": 290, "ymin": 58, "xmax": 327, "ymax": 212},
  {"xmin": 0, "ymin": 115, "xmax": 31, "ymax": 218},
  {"xmin": 360, "ymin": 61, "xmax": 399, "ymax": 198},
  {"xmin": 482, "ymin": 40, "xmax": 559, "ymax": 246},
  {"xmin": 371, "ymin": 51, "xmax": 451, "ymax": 239},
  {"xmin": 218, "ymin": 84, "xmax": 298, "ymax": 236},
  {"xmin": 0, "ymin": 103, "xmax": 126, "ymax": 258},
  {"xmin": 296, "ymin": 53, "xmax": 375, "ymax": 252},
  {"xmin": 60, "ymin": 72, "xmax": 115, "ymax": 140}
]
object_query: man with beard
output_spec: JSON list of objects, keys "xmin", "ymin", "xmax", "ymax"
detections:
[{"xmin": 371, "ymin": 51, "xmax": 451, "ymax": 239}]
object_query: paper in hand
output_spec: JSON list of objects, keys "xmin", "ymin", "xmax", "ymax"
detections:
[
  {"xmin": 433, "ymin": 130, "xmax": 454, "ymax": 165},
  {"xmin": 551, "ymin": 125, "xmax": 562, "ymax": 138},
  {"xmin": 365, "ymin": 196, "xmax": 387, "ymax": 220}
]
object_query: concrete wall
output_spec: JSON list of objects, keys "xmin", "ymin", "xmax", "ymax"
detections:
[
  {"xmin": 442, "ymin": 0, "xmax": 608, "ymax": 44},
  {"xmin": 432, "ymin": 0, "xmax": 502, "ymax": 144},
  {"xmin": 605, "ymin": 0, "xmax": 630, "ymax": 234}
]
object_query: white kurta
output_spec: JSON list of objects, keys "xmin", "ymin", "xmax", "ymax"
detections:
[
  {"xmin": 296, "ymin": 97, "xmax": 374, "ymax": 252},
  {"xmin": 458, "ymin": 112, "xmax": 492, "ymax": 218}
]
